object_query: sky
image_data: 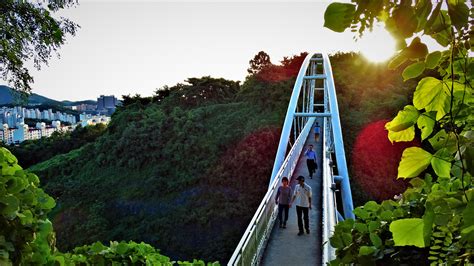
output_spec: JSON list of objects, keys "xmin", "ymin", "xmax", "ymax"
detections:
[{"xmin": 3, "ymin": 1, "xmax": 441, "ymax": 101}]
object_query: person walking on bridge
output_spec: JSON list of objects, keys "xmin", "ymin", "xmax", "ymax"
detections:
[
  {"xmin": 314, "ymin": 122, "xmax": 321, "ymax": 142},
  {"xmin": 305, "ymin": 145, "xmax": 317, "ymax": 179},
  {"xmin": 275, "ymin": 177, "xmax": 292, "ymax": 228},
  {"xmin": 290, "ymin": 176, "xmax": 312, "ymax": 236}
]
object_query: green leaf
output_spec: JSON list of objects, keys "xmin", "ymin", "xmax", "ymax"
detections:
[
  {"xmin": 354, "ymin": 207, "xmax": 370, "ymax": 220},
  {"xmin": 115, "ymin": 242, "xmax": 129, "ymax": 255},
  {"xmin": 355, "ymin": 222, "xmax": 368, "ymax": 233},
  {"xmin": 390, "ymin": 218, "xmax": 426, "ymax": 247},
  {"xmin": 427, "ymin": 10, "xmax": 452, "ymax": 47},
  {"xmin": 447, "ymin": 0, "xmax": 469, "ymax": 29},
  {"xmin": 388, "ymin": 53, "xmax": 407, "ymax": 70},
  {"xmin": 55, "ymin": 255, "xmax": 65, "ymax": 266},
  {"xmin": 330, "ymin": 232, "xmax": 352, "ymax": 248},
  {"xmin": 404, "ymin": 37, "xmax": 428, "ymax": 59},
  {"xmin": 38, "ymin": 220, "xmax": 53, "ymax": 235},
  {"xmin": 18, "ymin": 210, "xmax": 33, "ymax": 225},
  {"xmin": 428, "ymin": 10, "xmax": 451, "ymax": 34},
  {"xmin": 402, "ymin": 62, "xmax": 426, "ymax": 81},
  {"xmin": 413, "ymin": 77, "xmax": 449, "ymax": 120},
  {"xmin": 390, "ymin": 6, "xmax": 417, "ymax": 38},
  {"xmin": 387, "ymin": 126, "xmax": 415, "ymax": 143},
  {"xmin": 0, "ymin": 195, "xmax": 20, "ymax": 216},
  {"xmin": 423, "ymin": 208, "xmax": 435, "ymax": 244},
  {"xmin": 5, "ymin": 175, "xmax": 27, "ymax": 194},
  {"xmin": 359, "ymin": 246, "xmax": 376, "ymax": 256},
  {"xmin": 370, "ymin": 233, "xmax": 383, "ymax": 248},
  {"xmin": 425, "ymin": 51, "xmax": 442, "ymax": 69},
  {"xmin": 415, "ymin": 0, "xmax": 432, "ymax": 31},
  {"xmin": 428, "ymin": 130, "xmax": 458, "ymax": 153},
  {"xmin": 364, "ymin": 201, "xmax": 380, "ymax": 212},
  {"xmin": 380, "ymin": 210, "xmax": 393, "ymax": 221},
  {"xmin": 368, "ymin": 221, "xmax": 381, "ymax": 232},
  {"xmin": 398, "ymin": 147, "xmax": 433, "ymax": 178},
  {"xmin": 38, "ymin": 191, "xmax": 56, "ymax": 210},
  {"xmin": 463, "ymin": 201, "xmax": 474, "ymax": 228},
  {"xmin": 424, "ymin": 2, "xmax": 441, "ymax": 34},
  {"xmin": 90, "ymin": 241, "xmax": 107, "ymax": 253},
  {"xmin": 432, "ymin": 30, "xmax": 452, "ymax": 47},
  {"xmin": 461, "ymin": 225, "xmax": 474, "ymax": 242},
  {"xmin": 431, "ymin": 148, "xmax": 452, "ymax": 177},
  {"xmin": 417, "ymin": 112, "xmax": 436, "ymax": 140},
  {"xmin": 386, "ymin": 105, "xmax": 420, "ymax": 132},
  {"xmin": 465, "ymin": 146, "xmax": 474, "ymax": 177},
  {"xmin": 324, "ymin": 3, "xmax": 356, "ymax": 32}
]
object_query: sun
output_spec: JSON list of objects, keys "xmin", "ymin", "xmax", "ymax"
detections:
[{"xmin": 357, "ymin": 25, "xmax": 396, "ymax": 63}]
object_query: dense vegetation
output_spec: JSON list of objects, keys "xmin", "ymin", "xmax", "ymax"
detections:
[
  {"xmin": 3, "ymin": 124, "xmax": 106, "ymax": 168},
  {"xmin": 0, "ymin": 147, "xmax": 217, "ymax": 265},
  {"xmin": 18, "ymin": 51, "xmax": 416, "ymax": 262},
  {"xmin": 30, "ymin": 74, "xmax": 290, "ymax": 262},
  {"xmin": 325, "ymin": 1, "xmax": 473, "ymax": 264}
]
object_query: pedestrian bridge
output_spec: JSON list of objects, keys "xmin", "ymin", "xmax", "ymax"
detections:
[{"xmin": 228, "ymin": 53, "xmax": 354, "ymax": 265}]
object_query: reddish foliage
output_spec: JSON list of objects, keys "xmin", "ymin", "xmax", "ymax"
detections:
[
  {"xmin": 352, "ymin": 120, "xmax": 420, "ymax": 201},
  {"xmin": 256, "ymin": 53, "xmax": 308, "ymax": 83},
  {"xmin": 210, "ymin": 127, "xmax": 281, "ymax": 190}
]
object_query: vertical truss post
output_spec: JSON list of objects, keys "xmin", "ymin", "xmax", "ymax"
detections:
[{"xmin": 322, "ymin": 54, "xmax": 354, "ymax": 219}]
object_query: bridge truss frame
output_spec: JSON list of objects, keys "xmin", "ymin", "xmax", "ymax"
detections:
[{"xmin": 228, "ymin": 53, "xmax": 354, "ymax": 265}]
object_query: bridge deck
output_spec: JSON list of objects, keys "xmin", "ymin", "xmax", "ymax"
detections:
[{"xmin": 261, "ymin": 119, "xmax": 322, "ymax": 266}]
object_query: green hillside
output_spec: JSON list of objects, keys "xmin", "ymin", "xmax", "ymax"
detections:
[{"xmin": 28, "ymin": 52, "xmax": 411, "ymax": 262}]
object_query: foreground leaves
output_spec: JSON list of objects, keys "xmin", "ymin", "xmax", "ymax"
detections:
[
  {"xmin": 398, "ymin": 147, "xmax": 432, "ymax": 178},
  {"xmin": 324, "ymin": 3, "xmax": 356, "ymax": 32},
  {"xmin": 325, "ymin": 0, "xmax": 474, "ymax": 264}
]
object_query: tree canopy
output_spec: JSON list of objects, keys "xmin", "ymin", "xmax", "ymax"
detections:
[{"xmin": 0, "ymin": 0, "xmax": 78, "ymax": 93}]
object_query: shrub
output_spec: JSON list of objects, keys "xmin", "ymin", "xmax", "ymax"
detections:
[
  {"xmin": 0, "ymin": 147, "xmax": 56, "ymax": 265},
  {"xmin": 0, "ymin": 147, "xmax": 219, "ymax": 265}
]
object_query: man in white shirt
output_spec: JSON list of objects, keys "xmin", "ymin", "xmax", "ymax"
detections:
[{"xmin": 290, "ymin": 175, "xmax": 312, "ymax": 235}]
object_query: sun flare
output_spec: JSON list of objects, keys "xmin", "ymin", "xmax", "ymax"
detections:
[{"xmin": 358, "ymin": 25, "xmax": 396, "ymax": 63}]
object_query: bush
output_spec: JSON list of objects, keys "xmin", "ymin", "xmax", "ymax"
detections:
[
  {"xmin": 0, "ymin": 147, "xmax": 56, "ymax": 265},
  {"xmin": 57, "ymin": 241, "xmax": 220, "ymax": 266},
  {"xmin": 0, "ymin": 148, "xmax": 219, "ymax": 265}
]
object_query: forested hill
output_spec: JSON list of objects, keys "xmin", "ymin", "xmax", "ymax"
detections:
[{"xmin": 27, "ymin": 52, "xmax": 413, "ymax": 262}]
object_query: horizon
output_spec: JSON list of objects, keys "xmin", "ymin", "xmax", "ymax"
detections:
[{"xmin": 2, "ymin": 1, "xmax": 441, "ymax": 101}]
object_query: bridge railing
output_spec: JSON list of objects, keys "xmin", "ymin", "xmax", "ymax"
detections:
[
  {"xmin": 321, "ymin": 117, "xmax": 338, "ymax": 263},
  {"xmin": 227, "ymin": 117, "xmax": 315, "ymax": 266}
]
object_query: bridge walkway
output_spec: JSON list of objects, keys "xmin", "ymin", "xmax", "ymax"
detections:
[{"xmin": 261, "ymin": 118, "xmax": 323, "ymax": 266}]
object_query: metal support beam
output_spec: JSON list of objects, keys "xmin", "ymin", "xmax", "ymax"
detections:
[
  {"xmin": 303, "ymin": 74, "xmax": 326, "ymax": 80},
  {"xmin": 294, "ymin": 112, "xmax": 331, "ymax": 117},
  {"xmin": 337, "ymin": 211, "xmax": 344, "ymax": 222},
  {"xmin": 323, "ymin": 53, "xmax": 355, "ymax": 220},
  {"xmin": 270, "ymin": 55, "xmax": 315, "ymax": 185}
]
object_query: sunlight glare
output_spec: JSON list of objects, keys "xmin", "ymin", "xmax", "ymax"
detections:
[{"xmin": 357, "ymin": 25, "xmax": 396, "ymax": 63}]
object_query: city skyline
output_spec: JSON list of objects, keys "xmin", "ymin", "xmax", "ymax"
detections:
[{"xmin": 1, "ymin": 1, "xmax": 442, "ymax": 101}]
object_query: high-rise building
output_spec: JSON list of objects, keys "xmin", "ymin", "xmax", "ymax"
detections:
[{"xmin": 97, "ymin": 95, "xmax": 118, "ymax": 111}]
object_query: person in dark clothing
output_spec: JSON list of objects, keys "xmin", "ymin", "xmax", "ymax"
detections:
[
  {"xmin": 275, "ymin": 177, "xmax": 292, "ymax": 228},
  {"xmin": 305, "ymin": 145, "xmax": 317, "ymax": 179}
]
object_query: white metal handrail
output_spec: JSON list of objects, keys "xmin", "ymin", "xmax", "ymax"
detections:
[
  {"xmin": 227, "ymin": 117, "xmax": 314, "ymax": 266},
  {"xmin": 322, "ymin": 117, "xmax": 338, "ymax": 263}
]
